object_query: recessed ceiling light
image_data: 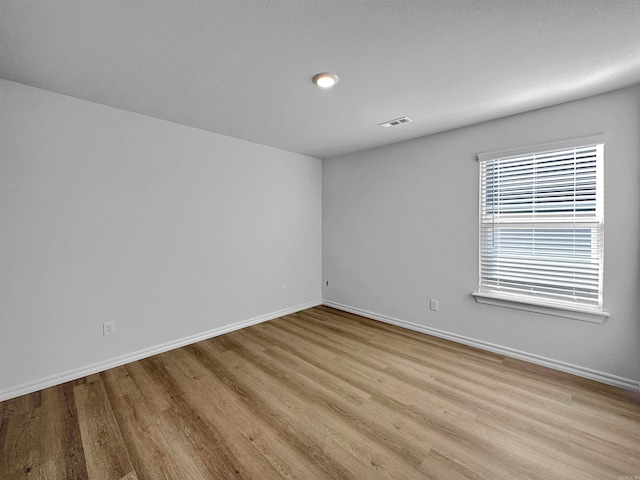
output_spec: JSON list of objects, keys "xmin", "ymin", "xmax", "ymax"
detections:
[{"xmin": 312, "ymin": 72, "xmax": 339, "ymax": 88}]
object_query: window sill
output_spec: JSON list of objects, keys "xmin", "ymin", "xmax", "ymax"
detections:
[{"xmin": 472, "ymin": 292, "xmax": 610, "ymax": 324}]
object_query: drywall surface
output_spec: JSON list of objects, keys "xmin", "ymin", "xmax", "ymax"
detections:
[
  {"xmin": 323, "ymin": 85, "xmax": 640, "ymax": 387},
  {"xmin": 0, "ymin": 80, "xmax": 321, "ymax": 398}
]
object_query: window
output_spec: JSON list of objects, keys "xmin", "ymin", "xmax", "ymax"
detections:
[{"xmin": 473, "ymin": 135, "xmax": 609, "ymax": 323}]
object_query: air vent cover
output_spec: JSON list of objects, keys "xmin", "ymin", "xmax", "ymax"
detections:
[{"xmin": 378, "ymin": 116, "xmax": 412, "ymax": 128}]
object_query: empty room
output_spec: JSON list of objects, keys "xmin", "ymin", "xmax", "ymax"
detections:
[{"xmin": 1, "ymin": 1, "xmax": 640, "ymax": 479}]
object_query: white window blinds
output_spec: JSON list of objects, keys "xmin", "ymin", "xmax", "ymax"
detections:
[{"xmin": 477, "ymin": 137, "xmax": 604, "ymax": 313}]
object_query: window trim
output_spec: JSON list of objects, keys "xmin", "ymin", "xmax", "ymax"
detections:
[
  {"xmin": 473, "ymin": 134, "xmax": 610, "ymax": 323},
  {"xmin": 472, "ymin": 292, "xmax": 609, "ymax": 323}
]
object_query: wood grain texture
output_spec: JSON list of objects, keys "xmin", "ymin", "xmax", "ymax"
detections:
[
  {"xmin": 1, "ymin": 305, "xmax": 639, "ymax": 479},
  {"xmin": 74, "ymin": 378, "xmax": 135, "ymax": 480}
]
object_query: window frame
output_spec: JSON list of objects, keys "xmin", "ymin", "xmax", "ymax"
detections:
[{"xmin": 473, "ymin": 135, "xmax": 610, "ymax": 323}]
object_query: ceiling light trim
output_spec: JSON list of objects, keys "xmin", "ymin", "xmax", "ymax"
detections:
[{"xmin": 312, "ymin": 72, "xmax": 339, "ymax": 88}]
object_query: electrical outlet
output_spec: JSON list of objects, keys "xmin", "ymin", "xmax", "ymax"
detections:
[
  {"xmin": 103, "ymin": 321, "xmax": 115, "ymax": 336},
  {"xmin": 430, "ymin": 299, "xmax": 439, "ymax": 311},
  {"xmin": 282, "ymin": 285, "xmax": 287, "ymax": 295}
]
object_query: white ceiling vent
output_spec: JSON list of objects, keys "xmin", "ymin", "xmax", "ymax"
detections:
[{"xmin": 378, "ymin": 116, "xmax": 412, "ymax": 128}]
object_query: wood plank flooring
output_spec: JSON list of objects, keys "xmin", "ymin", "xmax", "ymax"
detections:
[{"xmin": 1, "ymin": 305, "xmax": 639, "ymax": 479}]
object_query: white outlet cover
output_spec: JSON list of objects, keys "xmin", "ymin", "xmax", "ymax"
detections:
[{"xmin": 103, "ymin": 321, "xmax": 115, "ymax": 336}]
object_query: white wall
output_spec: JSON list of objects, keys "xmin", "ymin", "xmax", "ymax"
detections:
[
  {"xmin": 0, "ymin": 80, "xmax": 322, "ymax": 399},
  {"xmin": 323, "ymin": 85, "xmax": 640, "ymax": 389}
]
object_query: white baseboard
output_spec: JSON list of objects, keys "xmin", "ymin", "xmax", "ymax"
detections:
[
  {"xmin": 0, "ymin": 301, "xmax": 321, "ymax": 402},
  {"xmin": 322, "ymin": 300, "xmax": 640, "ymax": 393}
]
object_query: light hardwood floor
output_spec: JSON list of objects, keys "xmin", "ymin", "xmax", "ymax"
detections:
[{"xmin": 1, "ymin": 306, "xmax": 639, "ymax": 479}]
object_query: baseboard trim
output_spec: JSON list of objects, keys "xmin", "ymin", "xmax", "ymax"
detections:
[
  {"xmin": 322, "ymin": 300, "xmax": 640, "ymax": 393},
  {"xmin": 0, "ymin": 300, "xmax": 321, "ymax": 402}
]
